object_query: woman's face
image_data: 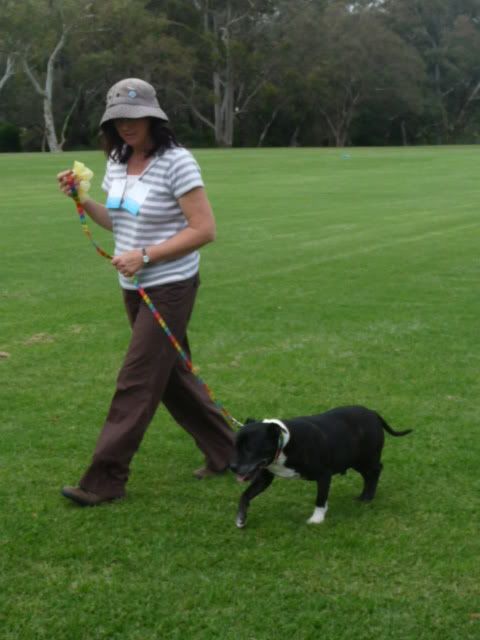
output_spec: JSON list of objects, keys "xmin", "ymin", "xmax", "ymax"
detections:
[{"xmin": 114, "ymin": 117, "xmax": 152, "ymax": 150}]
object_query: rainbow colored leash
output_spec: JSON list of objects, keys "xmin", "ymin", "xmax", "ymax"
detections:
[{"xmin": 67, "ymin": 176, "xmax": 242, "ymax": 429}]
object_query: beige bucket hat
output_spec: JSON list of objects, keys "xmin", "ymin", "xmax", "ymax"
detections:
[{"xmin": 100, "ymin": 78, "xmax": 168, "ymax": 126}]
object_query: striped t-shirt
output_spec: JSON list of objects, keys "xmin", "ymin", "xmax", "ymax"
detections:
[{"xmin": 102, "ymin": 146, "xmax": 205, "ymax": 290}]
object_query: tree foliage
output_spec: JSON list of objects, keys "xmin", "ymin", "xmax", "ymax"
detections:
[{"xmin": 1, "ymin": 0, "xmax": 480, "ymax": 149}]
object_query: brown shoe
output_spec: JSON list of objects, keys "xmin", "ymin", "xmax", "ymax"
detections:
[
  {"xmin": 193, "ymin": 466, "xmax": 228, "ymax": 480},
  {"xmin": 61, "ymin": 486, "xmax": 120, "ymax": 507}
]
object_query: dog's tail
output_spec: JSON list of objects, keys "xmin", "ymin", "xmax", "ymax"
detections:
[{"xmin": 378, "ymin": 414, "xmax": 412, "ymax": 437}]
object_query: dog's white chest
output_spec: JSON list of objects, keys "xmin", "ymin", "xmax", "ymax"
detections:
[{"xmin": 267, "ymin": 453, "xmax": 300, "ymax": 479}]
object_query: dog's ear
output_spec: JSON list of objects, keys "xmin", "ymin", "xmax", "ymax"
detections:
[
  {"xmin": 266, "ymin": 422, "xmax": 280, "ymax": 442},
  {"xmin": 244, "ymin": 417, "xmax": 256, "ymax": 424}
]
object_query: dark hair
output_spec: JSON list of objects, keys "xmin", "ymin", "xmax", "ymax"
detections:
[{"xmin": 100, "ymin": 118, "xmax": 180, "ymax": 162}]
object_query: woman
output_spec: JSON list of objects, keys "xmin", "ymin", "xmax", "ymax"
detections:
[{"xmin": 58, "ymin": 78, "xmax": 234, "ymax": 506}]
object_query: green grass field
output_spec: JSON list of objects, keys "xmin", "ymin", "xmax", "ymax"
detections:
[{"xmin": 1, "ymin": 146, "xmax": 479, "ymax": 639}]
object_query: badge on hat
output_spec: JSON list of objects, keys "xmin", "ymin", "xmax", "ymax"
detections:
[{"xmin": 128, "ymin": 89, "xmax": 137, "ymax": 98}]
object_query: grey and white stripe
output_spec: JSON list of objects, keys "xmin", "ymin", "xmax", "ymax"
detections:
[{"xmin": 102, "ymin": 146, "xmax": 204, "ymax": 290}]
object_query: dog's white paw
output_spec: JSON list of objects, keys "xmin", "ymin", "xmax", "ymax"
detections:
[
  {"xmin": 307, "ymin": 504, "xmax": 328, "ymax": 525},
  {"xmin": 236, "ymin": 517, "xmax": 246, "ymax": 529}
]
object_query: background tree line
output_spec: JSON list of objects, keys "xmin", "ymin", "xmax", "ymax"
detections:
[{"xmin": 1, "ymin": 0, "xmax": 480, "ymax": 151}]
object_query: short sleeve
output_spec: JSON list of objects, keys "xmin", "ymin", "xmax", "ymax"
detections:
[
  {"xmin": 167, "ymin": 148, "xmax": 204, "ymax": 199},
  {"xmin": 102, "ymin": 160, "xmax": 113, "ymax": 193}
]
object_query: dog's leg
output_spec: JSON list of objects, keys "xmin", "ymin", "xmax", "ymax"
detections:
[
  {"xmin": 236, "ymin": 470, "xmax": 274, "ymax": 529},
  {"xmin": 357, "ymin": 463, "xmax": 383, "ymax": 501},
  {"xmin": 307, "ymin": 473, "xmax": 331, "ymax": 524}
]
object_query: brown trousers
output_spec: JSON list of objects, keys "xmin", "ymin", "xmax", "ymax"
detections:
[{"xmin": 79, "ymin": 274, "xmax": 235, "ymax": 499}]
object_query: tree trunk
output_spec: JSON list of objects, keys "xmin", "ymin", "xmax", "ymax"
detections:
[
  {"xmin": 22, "ymin": 28, "xmax": 68, "ymax": 152},
  {"xmin": 257, "ymin": 107, "xmax": 280, "ymax": 147},
  {"xmin": 401, "ymin": 120, "xmax": 408, "ymax": 146},
  {"xmin": 336, "ymin": 130, "xmax": 346, "ymax": 147},
  {"xmin": 212, "ymin": 1, "xmax": 235, "ymax": 146},
  {"xmin": 213, "ymin": 71, "xmax": 223, "ymax": 145},
  {"xmin": 222, "ymin": 77, "xmax": 234, "ymax": 146},
  {"xmin": 290, "ymin": 126, "xmax": 300, "ymax": 146},
  {"xmin": 43, "ymin": 95, "xmax": 61, "ymax": 152},
  {"xmin": 0, "ymin": 55, "xmax": 15, "ymax": 93},
  {"xmin": 192, "ymin": 0, "xmax": 269, "ymax": 146}
]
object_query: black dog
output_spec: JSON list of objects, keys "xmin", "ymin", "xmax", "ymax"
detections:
[{"xmin": 230, "ymin": 405, "xmax": 412, "ymax": 528}]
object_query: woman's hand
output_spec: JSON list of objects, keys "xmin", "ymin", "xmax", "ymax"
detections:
[
  {"xmin": 57, "ymin": 168, "xmax": 113, "ymax": 232},
  {"xmin": 111, "ymin": 250, "xmax": 144, "ymax": 278},
  {"xmin": 57, "ymin": 170, "xmax": 76, "ymax": 198}
]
